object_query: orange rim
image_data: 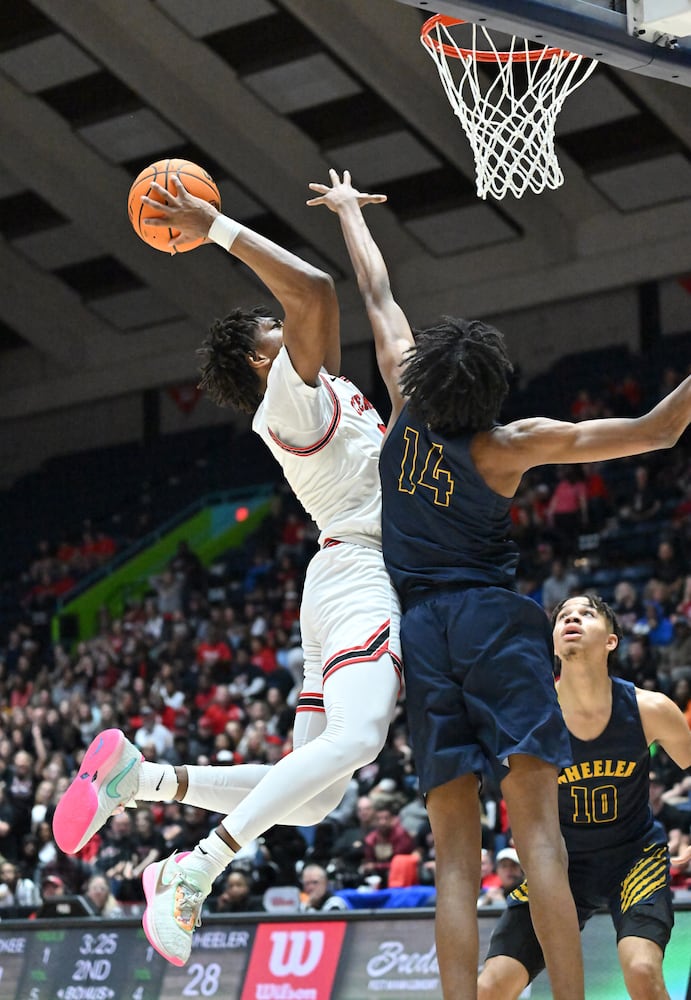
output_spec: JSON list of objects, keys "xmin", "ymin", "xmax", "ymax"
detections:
[{"xmin": 421, "ymin": 13, "xmax": 579, "ymax": 63}]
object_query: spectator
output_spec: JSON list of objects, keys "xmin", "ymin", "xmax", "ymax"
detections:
[
  {"xmin": 83, "ymin": 874, "xmax": 124, "ymax": 917},
  {"xmin": 299, "ymin": 864, "xmax": 349, "ymax": 912},
  {"xmin": 0, "ymin": 859, "xmax": 41, "ymax": 911},
  {"xmin": 166, "ymin": 805, "xmax": 215, "ymax": 855},
  {"xmin": 260, "ymin": 825, "xmax": 308, "ymax": 888},
  {"xmin": 168, "ymin": 540, "xmax": 207, "ymax": 609},
  {"xmin": 477, "ymin": 848, "xmax": 502, "ymax": 907},
  {"xmin": 132, "ymin": 808, "xmax": 166, "ymax": 874},
  {"xmin": 34, "ymin": 819, "xmax": 59, "ymax": 871},
  {"xmin": 237, "ymin": 722, "xmax": 270, "ymax": 765},
  {"xmin": 331, "ymin": 795, "xmax": 377, "ymax": 887},
  {"xmin": 477, "ymin": 847, "xmax": 524, "ymax": 907},
  {"xmin": 134, "ymin": 706, "xmax": 174, "ymax": 760},
  {"xmin": 5, "ymin": 748, "xmax": 42, "ymax": 845},
  {"xmin": 617, "ymin": 634, "xmax": 659, "ymax": 689},
  {"xmin": 205, "ymin": 868, "xmax": 265, "ymax": 914},
  {"xmin": 546, "ymin": 466, "xmax": 588, "ymax": 554},
  {"xmin": 541, "ymin": 559, "xmax": 581, "ymax": 616},
  {"xmin": 196, "ymin": 627, "xmax": 233, "ymax": 671},
  {"xmin": 202, "ymin": 685, "xmax": 245, "ymax": 735},
  {"xmin": 149, "ymin": 569, "xmax": 184, "ymax": 616},
  {"xmin": 619, "ymin": 465, "xmax": 661, "ymax": 523},
  {"xmin": 659, "ymin": 619, "xmax": 691, "ymax": 689},
  {"xmin": 638, "ymin": 580, "xmax": 675, "ymax": 648},
  {"xmin": 677, "ymin": 575, "xmax": 691, "ymax": 619},
  {"xmin": 570, "ymin": 389, "xmax": 600, "ymax": 422},
  {"xmin": 611, "ymin": 581, "xmax": 645, "ymax": 641},
  {"xmin": 670, "ymin": 677, "xmax": 691, "ymax": 730},
  {"xmin": 275, "ymin": 511, "xmax": 309, "ymax": 562},
  {"xmin": 38, "ymin": 872, "xmax": 67, "ymax": 907},
  {"xmin": 0, "ymin": 782, "xmax": 18, "ymax": 861},
  {"xmin": 652, "ymin": 539, "xmax": 686, "ymax": 602},
  {"xmin": 581, "ymin": 462, "xmax": 612, "ymax": 528},
  {"xmin": 413, "ymin": 815, "xmax": 436, "ymax": 886},
  {"xmin": 30, "ymin": 779, "xmax": 56, "ymax": 832},
  {"xmin": 361, "ymin": 803, "xmax": 416, "ymax": 888},
  {"xmin": 18, "ymin": 833, "xmax": 41, "ymax": 883},
  {"xmin": 159, "ymin": 801, "xmax": 186, "ymax": 852},
  {"xmin": 187, "ymin": 717, "xmax": 217, "ymax": 763},
  {"xmin": 399, "ymin": 790, "xmax": 429, "ymax": 838},
  {"xmin": 94, "ymin": 811, "xmax": 138, "ymax": 883},
  {"xmin": 648, "ymin": 770, "xmax": 690, "ymax": 861}
]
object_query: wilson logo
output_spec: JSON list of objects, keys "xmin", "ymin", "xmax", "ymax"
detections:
[{"xmin": 268, "ymin": 931, "xmax": 324, "ymax": 977}]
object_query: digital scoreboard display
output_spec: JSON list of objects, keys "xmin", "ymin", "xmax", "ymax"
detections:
[
  {"xmin": 0, "ymin": 922, "xmax": 254, "ymax": 1000},
  {"xmin": 0, "ymin": 909, "xmax": 688, "ymax": 1000}
]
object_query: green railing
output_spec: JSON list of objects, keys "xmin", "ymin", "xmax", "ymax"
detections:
[{"xmin": 51, "ymin": 486, "xmax": 275, "ymax": 643}]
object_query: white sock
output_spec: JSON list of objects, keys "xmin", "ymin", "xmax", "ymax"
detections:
[
  {"xmin": 181, "ymin": 831, "xmax": 235, "ymax": 882},
  {"xmin": 135, "ymin": 762, "xmax": 178, "ymax": 802}
]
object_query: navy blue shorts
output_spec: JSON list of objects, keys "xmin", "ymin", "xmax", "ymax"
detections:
[
  {"xmin": 486, "ymin": 837, "xmax": 673, "ymax": 980},
  {"xmin": 401, "ymin": 587, "xmax": 571, "ymax": 793}
]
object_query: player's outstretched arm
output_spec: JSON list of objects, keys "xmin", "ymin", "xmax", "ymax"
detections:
[
  {"xmin": 307, "ymin": 169, "xmax": 413, "ymax": 427},
  {"xmin": 142, "ymin": 175, "xmax": 340, "ymax": 384},
  {"xmin": 482, "ymin": 375, "xmax": 691, "ymax": 495},
  {"xmin": 638, "ymin": 688, "xmax": 691, "ymax": 771}
]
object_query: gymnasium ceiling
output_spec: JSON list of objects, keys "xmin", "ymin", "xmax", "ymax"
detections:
[{"xmin": 0, "ymin": 0, "xmax": 690, "ymax": 421}]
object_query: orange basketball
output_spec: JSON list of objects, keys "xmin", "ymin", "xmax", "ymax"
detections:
[{"xmin": 127, "ymin": 158, "xmax": 221, "ymax": 254}]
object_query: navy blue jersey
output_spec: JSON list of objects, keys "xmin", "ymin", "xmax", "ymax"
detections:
[
  {"xmin": 558, "ymin": 678, "xmax": 656, "ymax": 854},
  {"xmin": 380, "ymin": 406, "xmax": 519, "ymax": 609}
]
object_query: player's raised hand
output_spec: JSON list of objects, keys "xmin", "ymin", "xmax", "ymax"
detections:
[
  {"xmin": 142, "ymin": 174, "xmax": 219, "ymax": 249},
  {"xmin": 307, "ymin": 168, "xmax": 386, "ymax": 212}
]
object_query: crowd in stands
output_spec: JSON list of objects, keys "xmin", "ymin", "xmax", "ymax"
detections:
[{"xmin": 0, "ymin": 357, "xmax": 690, "ymax": 919}]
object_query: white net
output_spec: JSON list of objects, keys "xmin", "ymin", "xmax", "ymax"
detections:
[{"xmin": 421, "ymin": 18, "xmax": 598, "ymax": 200}]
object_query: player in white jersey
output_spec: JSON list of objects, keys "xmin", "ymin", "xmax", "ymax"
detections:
[
  {"xmin": 53, "ymin": 174, "xmax": 401, "ymax": 967},
  {"xmin": 254, "ymin": 347, "xmax": 384, "ymax": 549}
]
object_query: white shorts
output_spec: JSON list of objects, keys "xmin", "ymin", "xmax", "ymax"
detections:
[{"xmin": 298, "ymin": 541, "xmax": 402, "ymax": 707}]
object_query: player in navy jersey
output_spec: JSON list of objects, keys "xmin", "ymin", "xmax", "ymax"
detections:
[
  {"xmin": 478, "ymin": 595, "xmax": 691, "ymax": 1000},
  {"xmin": 54, "ymin": 175, "xmax": 401, "ymax": 967},
  {"xmin": 307, "ymin": 170, "xmax": 691, "ymax": 1000}
]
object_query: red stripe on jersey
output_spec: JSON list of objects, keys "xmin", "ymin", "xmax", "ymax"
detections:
[{"xmin": 267, "ymin": 376, "xmax": 341, "ymax": 456}]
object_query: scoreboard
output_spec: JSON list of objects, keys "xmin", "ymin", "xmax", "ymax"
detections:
[
  {"xmin": 0, "ymin": 922, "xmax": 253, "ymax": 1000},
  {"xmin": 0, "ymin": 907, "xmax": 689, "ymax": 1000}
]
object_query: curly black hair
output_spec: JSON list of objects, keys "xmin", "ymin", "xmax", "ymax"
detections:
[
  {"xmin": 551, "ymin": 594, "xmax": 623, "ymax": 673},
  {"xmin": 197, "ymin": 306, "xmax": 274, "ymax": 414},
  {"xmin": 399, "ymin": 317, "xmax": 513, "ymax": 433}
]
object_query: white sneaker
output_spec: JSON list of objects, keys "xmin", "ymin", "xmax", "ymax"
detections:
[
  {"xmin": 142, "ymin": 853, "xmax": 212, "ymax": 966},
  {"xmin": 53, "ymin": 729, "xmax": 142, "ymax": 854}
]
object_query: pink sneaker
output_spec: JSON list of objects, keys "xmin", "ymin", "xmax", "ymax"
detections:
[
  {"xmin": 53, "ymin": 729, "xmax": 142, "ymax": 854},
  {"xmin": 142, "ymin": 852, "xmax": 212, "ymax": 966}
]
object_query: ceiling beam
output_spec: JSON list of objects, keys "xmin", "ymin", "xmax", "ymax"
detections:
[
  {"xmin": 37, "ymin": 0, "xmax": 424, "ymax": 272},
  {"xmin": 0, "ymin": 238, "xmax": 89, "ymax": 367}
]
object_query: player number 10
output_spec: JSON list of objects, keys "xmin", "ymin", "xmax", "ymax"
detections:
[{"xmin": 570, "ymin": 783, "xmax": 618, "ymax": 824}]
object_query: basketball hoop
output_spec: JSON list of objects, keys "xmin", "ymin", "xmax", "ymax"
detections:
[{"xmin": 420, "ymin": 15, "xmax": 598, "ymax": 200}]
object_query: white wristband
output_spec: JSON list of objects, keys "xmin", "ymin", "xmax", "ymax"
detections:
[{"xmin": 208, "ymin": 214, "xmax": 243, "ymax": 251}]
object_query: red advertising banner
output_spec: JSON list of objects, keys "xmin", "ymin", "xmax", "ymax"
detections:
[{"xmin": 241, "ymin": 921, "xmax": 347, "ymax": 1000}]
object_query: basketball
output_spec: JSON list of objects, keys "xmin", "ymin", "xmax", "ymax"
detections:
[{"xmin": 127, "ymin": 158, "xmax": 221, "ymax": 254}]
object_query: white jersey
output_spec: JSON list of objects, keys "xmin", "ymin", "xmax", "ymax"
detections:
[{"xmin": 252, "ymin": 346, "xmax": 385, "ymax": 548}]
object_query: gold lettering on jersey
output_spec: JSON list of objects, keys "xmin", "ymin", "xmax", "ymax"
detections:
[
  {"xmin": 558, "ymin": 760, "xmax": 637, "ymax": 784},
  {"xmin": 397, "ymin": 428, "xmax": 455, "ymax": 505}
]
